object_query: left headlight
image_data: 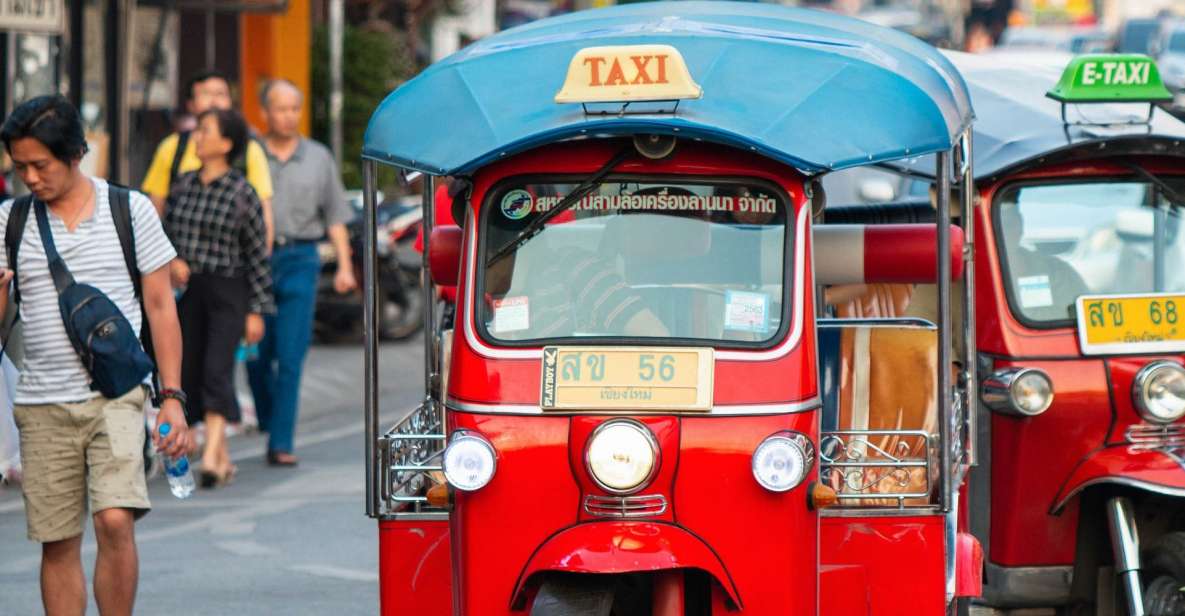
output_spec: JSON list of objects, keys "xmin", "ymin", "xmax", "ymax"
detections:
[
  {"xmin": 443, "ymin": 432, "xmax": 497, "ymax": 491},
  {"xmin": 585, "ymin": 420, "xmax": 659, "ymax": 494},
  {"xmin": 1133, "ymin": 361, "xmax": 1185, "ymax": 424},
  {"xmin": 752, "ymin": 432, "xmax": 814, "ymax": 493}
]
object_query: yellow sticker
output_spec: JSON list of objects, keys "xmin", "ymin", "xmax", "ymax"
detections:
[
  {"xmin": 554, "ymin": 45, "xmax": 703, "ymax": 104},
  {"xmin": 540, "ymin": 346, "xmax": 714, "ymax": 411},
  {"xmin": 1076, "ymin": 293, "xmax": 1185, "ymax": 355}
]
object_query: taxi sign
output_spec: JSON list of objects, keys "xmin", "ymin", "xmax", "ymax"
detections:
[
  {"xmin": 555, "ymin": 45, "xmax": 703, "ymax": 104},
  {"xmin": 1047, "ymin": 54, "xmax": 1172, "ymax": 103},
  {"xmin": 540, "ymin": 346, "xmax": 713, "ymax": 411},
  {"xmin": 1076, "ymin": 293, "xmax": 1185, "ymax": 355}
]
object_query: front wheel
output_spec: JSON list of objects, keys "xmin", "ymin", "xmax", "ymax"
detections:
[{"xmin": 1143, "ymin": 532, "xmax": 1185, "ymax": 616}]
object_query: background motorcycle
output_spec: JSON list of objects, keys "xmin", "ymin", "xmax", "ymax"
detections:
[{"xmin": 314, "ymin": 190, "xmax": 424, "ymax": 343}]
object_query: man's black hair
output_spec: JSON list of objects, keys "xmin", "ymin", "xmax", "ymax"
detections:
[
  {"xmin": 184, "ymin": 69, "xmax": 231, "ymax": 102},
  {"xmin": 0, "ymin": 95, "xmax": 89, "ymax": 164},
  {"xmin": 199, "ymin": 108, "xmax": 248, "ymax": 165}
]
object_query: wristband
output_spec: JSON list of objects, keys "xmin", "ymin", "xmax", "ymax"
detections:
[{"xmin": 159, "ymin": 388, "xmax": 187, "ymax": 409}]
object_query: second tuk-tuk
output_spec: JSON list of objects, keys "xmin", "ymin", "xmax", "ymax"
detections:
[
  {"xmin": 834, "ymin": 52, "xmax": 1185, "ymax": 615},
  {"xmin": 359, "ymin": 3, "xmax": 982, "ymax": 614}
]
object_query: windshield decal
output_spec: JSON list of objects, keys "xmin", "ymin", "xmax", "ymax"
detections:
[
  {"xmin": 492, "ymin": 296, "xmax": 530, "ymax": 333},
  {"xmin": 724, "ymin": 291, "xmax": 770, "ymax": 333},
  {"xmin": 1018, "ymin": 275, "xmax": 1055, "ymax": 308},
  {"xmin": 534, "ymin": 193, "xmax": 777, "ymax": 214},
  {"xmin": 500, "ymin": 190, "xmax": 534, "ymax": 220}
]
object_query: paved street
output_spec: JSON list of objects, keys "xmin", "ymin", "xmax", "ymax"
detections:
[{"xmin": 0, "ymin": 339, "xmax": 423, "ymax": 615}]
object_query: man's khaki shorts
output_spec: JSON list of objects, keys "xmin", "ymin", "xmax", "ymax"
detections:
[{"xmin": 14, "ymin": 387, "xmax": 151, "ymax": 543}]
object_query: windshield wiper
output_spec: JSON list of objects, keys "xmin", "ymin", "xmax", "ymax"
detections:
[
  {"xmin": 486, "ymin": 147, "xmax": 634, "ymax": 268},
  {"xmin": 1121, "ymin": 161, "xmax": 1185, "ymax": 208}
]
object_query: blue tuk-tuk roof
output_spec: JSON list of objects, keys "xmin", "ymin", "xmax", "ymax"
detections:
[
  {"xmin": 362, "ymin": 1, "xmax": 974, "ymax": 176},
  {"xmin": 888, "ymin": 51, "xmax": 1185, "ymax": 182}
]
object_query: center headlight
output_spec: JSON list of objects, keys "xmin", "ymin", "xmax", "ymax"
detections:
[
  {"xmin": 585, "ymin": 420, "xmax": 659, "ymax": 494},
  {"xmin": 1134, "ymin": 361, "xmax": 1185, "ymax": 424}
]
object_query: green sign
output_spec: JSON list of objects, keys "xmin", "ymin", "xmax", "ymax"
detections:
[{"xmin": 1047, "ymin": 54, "xmax": 1173, "ymax": 103}]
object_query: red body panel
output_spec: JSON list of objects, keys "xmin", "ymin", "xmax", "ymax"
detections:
[
  {"xmin": 512, "ymin": 521, "xmax": 741, "ymax": 607},
  {"xmin": 380, "ymin": 519, "xmax": 452, "ymax": 616},
  {"xmin": 974, "ymin": 159, "xmax": 1185, "ymax": 572},
  {"xmin": 862, "ymin": 224, "xmax": 965, "ymax": 282},
  {"xmin": 820, "ymin": 516, "xmax": 948, "ymax": 616},
  {"xmin": 1053, "ymin": 447, "xmax": 1185, "ymax": 513},
  {"xmin": 956, "ymin": 532, "xmax": 983, "ymax": 598}
]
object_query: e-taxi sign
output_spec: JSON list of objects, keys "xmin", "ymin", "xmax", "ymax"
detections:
[
  {"xmin": 555, "ymin": 45, "xmax": 703, "ymax": 104},
  {"xmin": 1046, "ymin": 54, "xmax": 1172, "ymax": 103}
]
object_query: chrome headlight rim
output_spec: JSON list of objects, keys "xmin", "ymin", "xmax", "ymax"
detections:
[
  {"xmin": 1133, "ymin": 361, "xmax": 1185, "ymax": 425},
  {"xmin": 584, "ymin": 419, "xmax": 661, "ymax": 496},
  {"xmin": 442, "ymin": 431, "xmax": 497, "ymax": 492},
  {"xmin": 981, "ymin": 367, "xmax": 1054, "ymax": 417},
  {"xmin": 751, "ymin": 431, "xmax": 814, "ymax": 493}
]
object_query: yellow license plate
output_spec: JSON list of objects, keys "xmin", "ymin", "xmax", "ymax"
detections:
[
  {"xmin": 1076, "ymin": 294, "xmax": 1185, "ymax": 355},
  {"xmin": 540, "ymin": 346, "xmax": 714, "ymax": 411}
]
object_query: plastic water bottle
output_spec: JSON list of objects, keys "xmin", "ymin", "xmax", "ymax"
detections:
[
  {"xmin": 158, "ymin": 423, "xmax": 194, "ymax": 499},
  {"xmin": 235, "ymin": 341, "xmax": 259, "ymax": 362}
]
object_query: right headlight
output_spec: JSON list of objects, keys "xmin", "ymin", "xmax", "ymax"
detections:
[
  {"xmin": 443, "ymin": 432, "xmax": 497, "ymax": 492},
  {"xmin": 751, "ymin": 432, "xmax": 814, "ymax": 493},
  {"xmin": 1133, "ymin": 361, "xmax": 1185, "ymax": 424},
  {"xmin": 981, "ymin": 367, "xmax": 1054, "ymax": 417}
]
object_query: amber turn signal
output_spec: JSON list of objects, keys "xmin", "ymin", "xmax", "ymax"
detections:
[
  {"xmin": 808, "ymin": 482, "xmax": 838, "ymax": 510},
  {"xmin": 426, "ymin": 483, "xmax": 451, "ymax": 508}
]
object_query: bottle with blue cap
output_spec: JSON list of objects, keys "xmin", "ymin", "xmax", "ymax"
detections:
[{"xmin": 158, "ymin": 423, "xmax": 194, "ymax": 499}]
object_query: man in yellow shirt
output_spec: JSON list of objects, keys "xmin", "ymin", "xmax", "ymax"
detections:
[{"xmin": 142, "ymin": 70, "xmax": 274, "ymax": 247}]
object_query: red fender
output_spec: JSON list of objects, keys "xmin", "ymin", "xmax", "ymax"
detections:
[
  {"xmin": 955, "ymin": 532, "xmax": 983, "ymax": 598},
  {"xmin": 1051, "ymin": 446, "xmax": 1185, "ymax": 514},
  {"xmin": 512, "ymin": 521, "xmax": 741, "ymax": 610}
]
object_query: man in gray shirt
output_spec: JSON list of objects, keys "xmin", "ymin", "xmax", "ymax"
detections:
[{"xmin": 247, "ymin": 80, "xmax": 355, "ymax": 466}]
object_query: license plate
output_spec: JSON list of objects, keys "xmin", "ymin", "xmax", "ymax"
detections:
[
  {"xmin": 1076, "ymin": 294, "xmax": 1185, "ymax": 355},
  {"xmin": 540, "ymin": 346, "xmax": 713, "ymax": 411}
]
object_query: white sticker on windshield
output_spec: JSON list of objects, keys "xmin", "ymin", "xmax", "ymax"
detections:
[
  {"xmin": 492, "ymin": 297, "xmax": 530, "ymax": 333},
  {"xmin": 1018, "ymin": 275, "xmax": 1054, "ymax": 308},
  {"xmin": 724, "ymin": 291, "xmax": 769, "ymax": 333}
]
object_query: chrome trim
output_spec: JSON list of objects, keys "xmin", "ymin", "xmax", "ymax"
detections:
[
  {"xmin": 1133, "ymin": 361, "xmax": 1185, "ymax": 425},
  {"xmin": 1052, "ymin": 473, "xmax": 1185, "ymax": 514},
  {"xmin": 583, "ymin": 494, "xmax": 668, "ymax": 518},
  {"xmin": 751, "ymin": 431, "xmax": 815, "ymax": 493},
  {"xmin": 363, "ymin": 160, "xmax": 380, "ymax": 518},
  {"xmin": 819, "ymin": 430, "xmax": 933, "ymax": 506},
  {"xmin": 443, "ymin": 431, "xmax": 497, "ymax": 492},
  {"xmin": 980, "ymin": 367, "xmax": 1053, "ymax": 417},
  {"xmin": 945, "ymin": 496, "xmax": 958, "ymax": 605},
  {"xmin": 936, "ymin": 150, "xmax": 953, "ymax": 514},
  {"xmin": 981, "ymin": 563, "xmax": 1073, "ymax": 607},
  {"xmin": 379, "ymin": 512, "xmax": 450, "ymax": 522},
  {"xmin": 584, "ymin": 419, "xmax": 660, "ymax": 495},
  {"xmin": 380, "ymin": 400, "xmax": 449, "ymax": 517},
  {"xmin": 1126, "ymin": 422, "xmax": 1185, "ymax": 452},
  {"xmin": 461, "ymin": 205, "xmax": 811, "ymax": 363},
  {"xmin": 1107, "ymin": 497, "xmax": 1145, "ymax": 616},
  {"xmin": 444, "ymin": 397, "xmax": 821, "ymax": 416}
]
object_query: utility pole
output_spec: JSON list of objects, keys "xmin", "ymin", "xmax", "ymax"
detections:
[{"xmin": 329, "ymin": 0, "xmax": 344, "ymax": 170}]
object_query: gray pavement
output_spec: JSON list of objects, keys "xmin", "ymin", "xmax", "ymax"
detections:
[{"xmin": 0, "ymin": 339, "xmax": 423, "ymax": 615}]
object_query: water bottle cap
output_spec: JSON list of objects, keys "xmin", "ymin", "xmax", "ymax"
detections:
[{"xmin": 159, "ymin": 423, "xmax": 171, "ymax": 436}]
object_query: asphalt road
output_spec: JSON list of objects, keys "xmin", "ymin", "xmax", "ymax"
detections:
[{"xmin": 0, "ymin": 338, "xmax": 423, "ymax": 615}]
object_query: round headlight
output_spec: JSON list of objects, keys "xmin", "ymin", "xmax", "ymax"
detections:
[
  {"xmin": 752, "ymin": 432, "xmax": 814, "ymax": 493},
  {"xmin": 585, "ymin": 420, "xmax": 659, "ymax": 494},
  {"xmin": 443, "ymin": 432, "xmax": 497, "ymax": 492},
  {"xmin": 981, "ymin": 367, "xmax": 1054, "ymax": 417},
  {"xmin": 1134, "ymin": 362, "xmax": 1185, "ymax": 424}
]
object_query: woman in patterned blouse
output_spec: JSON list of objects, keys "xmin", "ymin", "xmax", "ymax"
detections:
[{"xmin": 163, "ymin": 108, "xmax": 274, "ymax": 488}]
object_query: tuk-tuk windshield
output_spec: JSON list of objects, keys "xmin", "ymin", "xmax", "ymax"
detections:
[
  {"xmin": 996, "ymin": 179, "xmax": 1185, "ymax": 325},
  {"xmin": 480, "ymin": 178, "xmax": 790, "ymax": 345}
]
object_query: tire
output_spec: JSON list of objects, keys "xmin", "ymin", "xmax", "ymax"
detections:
[
  {"xmin": 530, "ymin": 576, "xmax": 614, "ymax": 616},
  {"xmin": 379, "ymin": 270, "xmax": 424, "ymax": 341},
  {"xmin": 1143, "ymin": 531, "xmax": 1185, "ymax": 616}
]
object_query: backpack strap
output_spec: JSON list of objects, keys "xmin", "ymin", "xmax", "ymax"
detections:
[
  {"xmin": 169, "ymin": 131, "xmax": 191, "ymax": 189},
  {"xmin": 5, "ymin": 194, "xmax": 33, "ymax": 305},
  {"xmin": 107, "ymin": 184, "xmax": 141, "ymax": 299},
  {"xmin": 32, "ymin": 200, "xmax": 76, "ymax": 294}
]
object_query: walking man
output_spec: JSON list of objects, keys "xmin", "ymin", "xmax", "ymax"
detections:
[
  {"xmin": 248, "ymin": 79, "xmax": 355, "ymax": 466},
  {"xmin": 142, "ymin": 69, "xmax": 275, "ymax": 247},
  {"xmin": 0, "ymin": 95, "xmax": 190, "ymax": 615}
]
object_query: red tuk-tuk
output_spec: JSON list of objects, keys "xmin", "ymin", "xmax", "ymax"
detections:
[
  {"xmin": 829, "ymin": 52, "xmax": 1185, "ymax": 615},
  {"xmin": 359, "ymin": 3, "xmax": 982, "ymax": 614}
]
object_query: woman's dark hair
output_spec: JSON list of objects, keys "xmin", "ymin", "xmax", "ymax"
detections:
[
  {"xmin": 0, "ymin": 95, "xmax": 89, "ymax": 164},
  {"xmin": 198, "ymin": 108, "xmax": 248, "ymax": 164},
  {"xmin": 185, "ymin": 69, "xmax": 231, "ymax": 103}
]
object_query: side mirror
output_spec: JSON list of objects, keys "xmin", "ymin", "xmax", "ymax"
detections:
[
  {"xmin": 815, "ymin": 223, "xmax": 965, "ymax": 284},
  {"xmin": 858, "ymin": 179, "xmax": 896, "ymax": 203},
  {"xmin": 428, "ymin": 225, "xmax": 463, "ymax": 287}
]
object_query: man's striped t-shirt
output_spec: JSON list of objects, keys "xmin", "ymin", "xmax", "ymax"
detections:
[{"xmin": 0, "ymin": 178, "xmax": 177, "ymax": 404}]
